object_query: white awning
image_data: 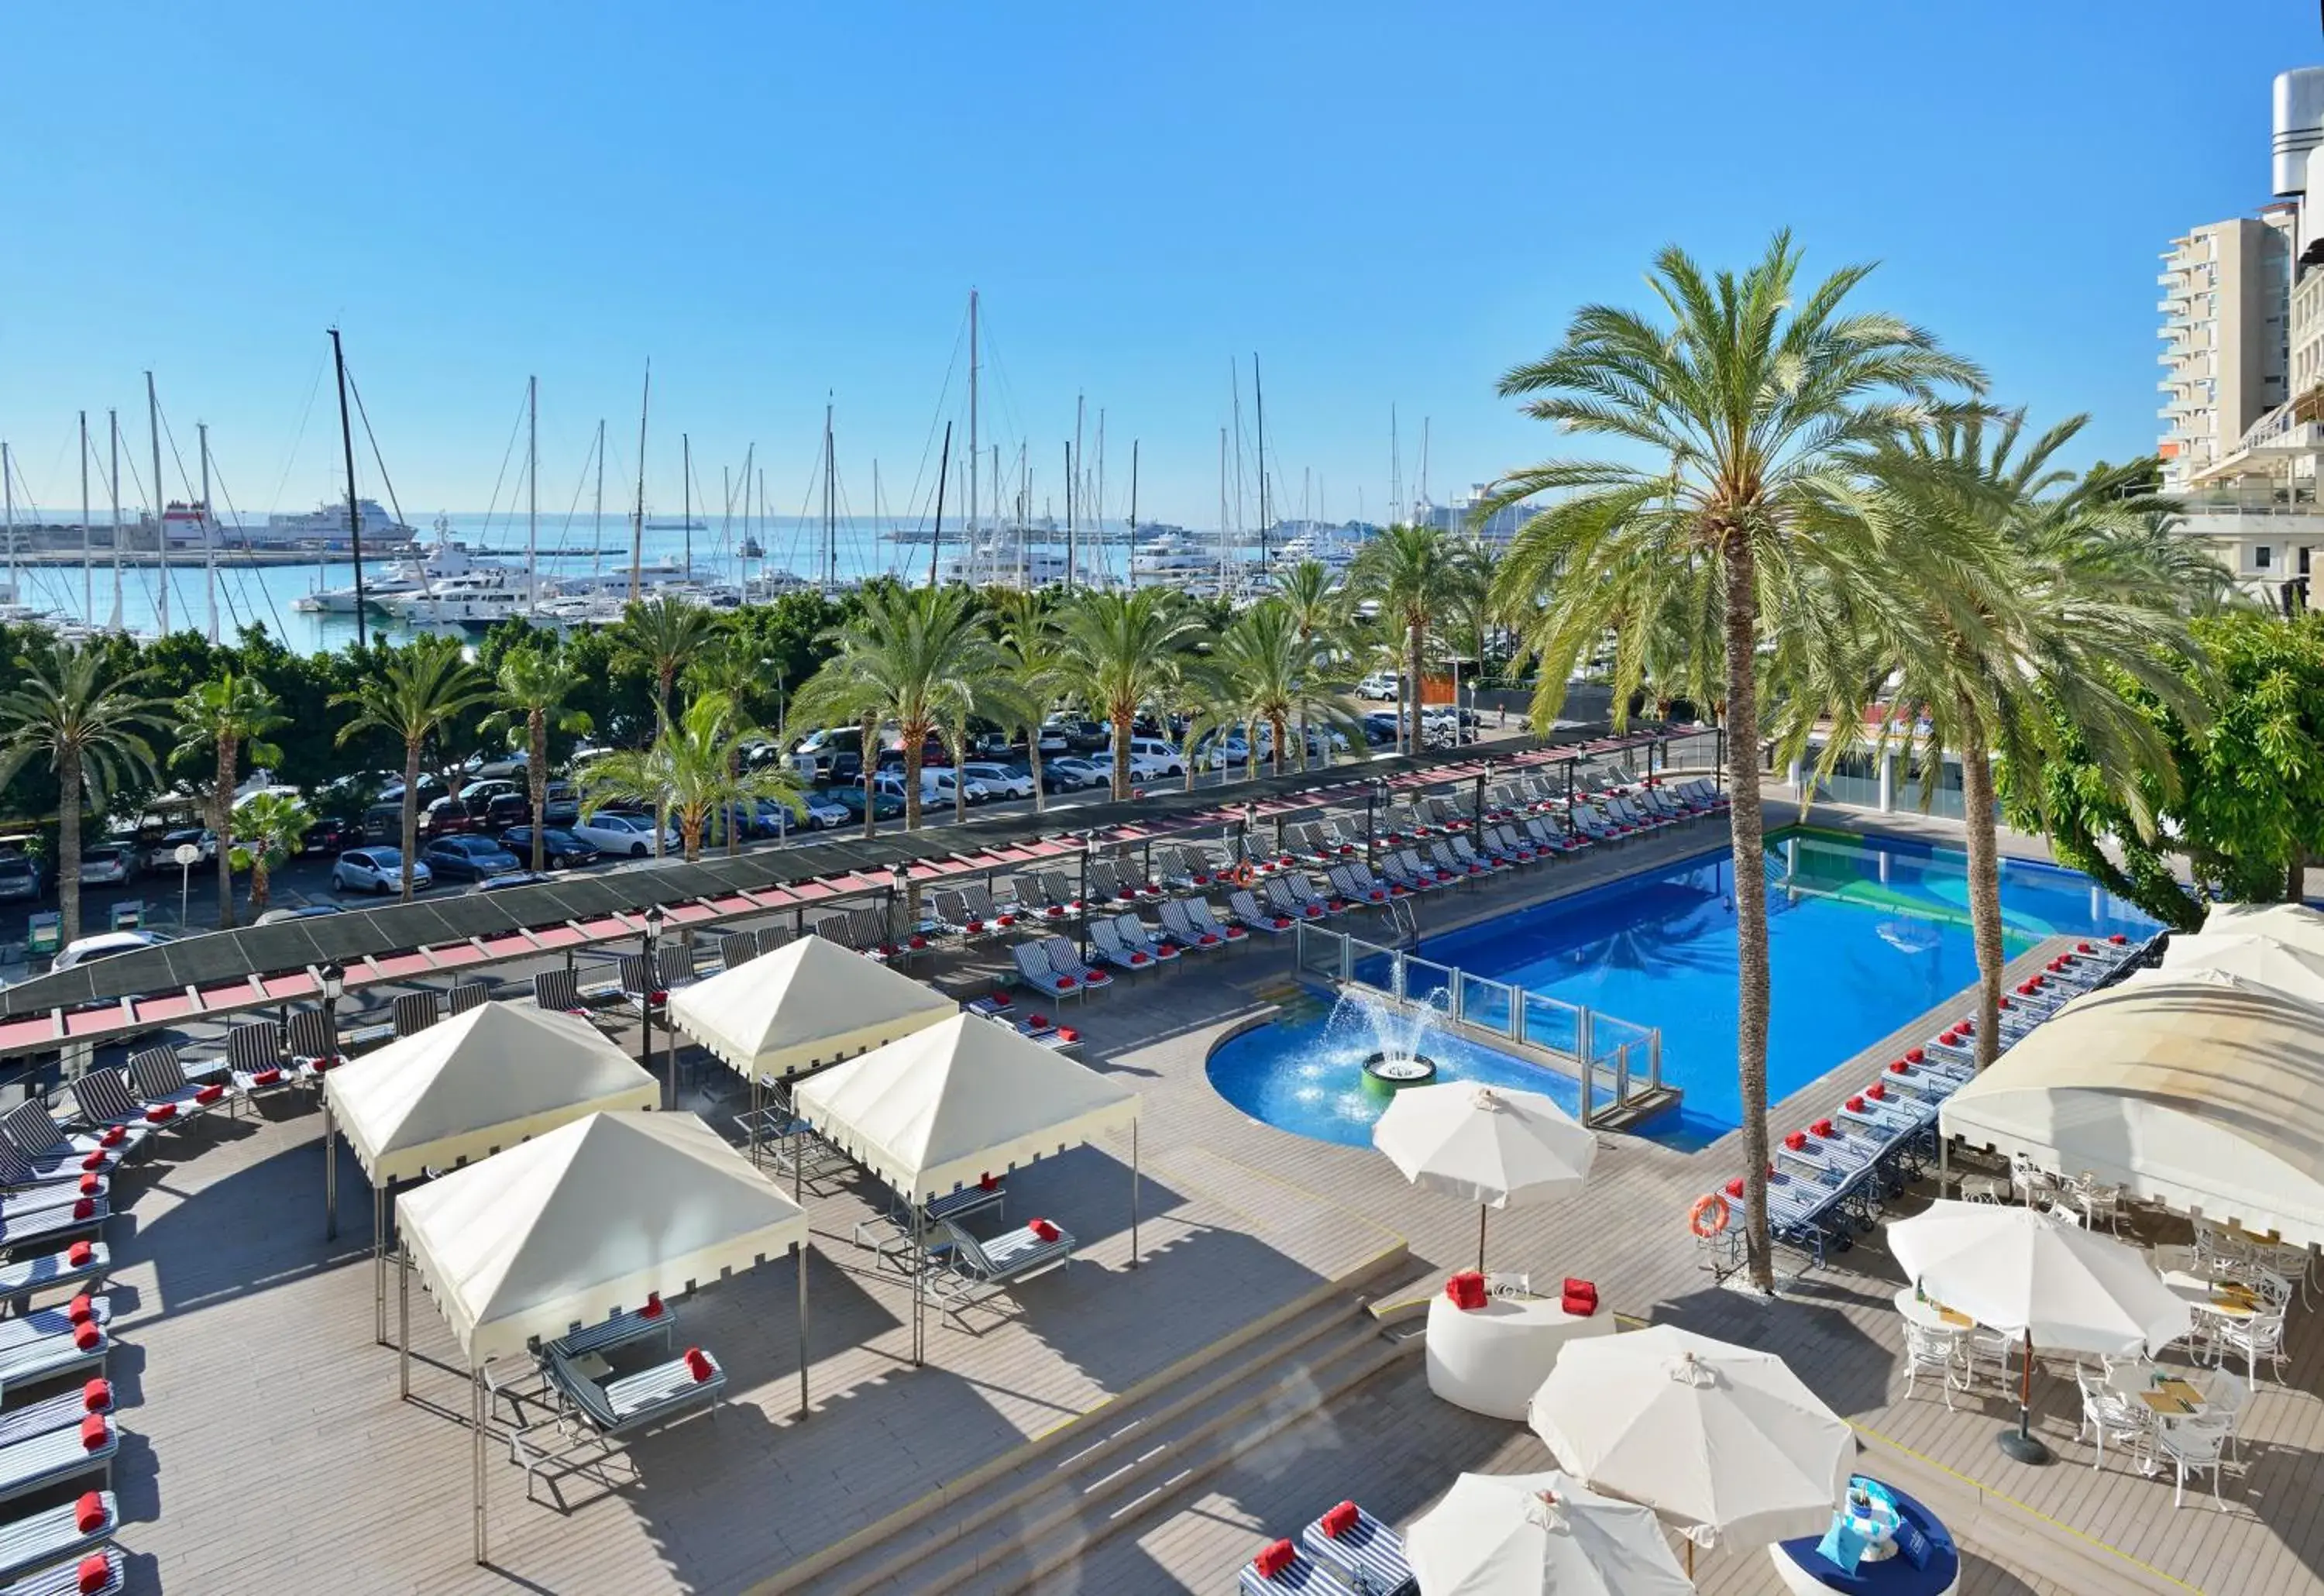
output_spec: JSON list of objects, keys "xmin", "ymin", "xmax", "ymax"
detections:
[
  {"xmin": 2202, "ymin": 900, "xmax": 2324, "ymax": 960},
  {"xmin": 324, "ymin": 1002, "xmax": 658, "ymax": 1185},
  {"xmin": 1942, "ymin": 972, "xmax": 2324, "ymax": 1247},
  {"xmin": 794, "ymin": 1013, "xmax": 1141, "ymax": 1202},
  {"xmin": 668, "ymin": 935, "xmax": 955, "ymax": 1081},
  {"xmin": 2164, "ymin": 932, "xmax": 2324, "ymax": 1006},
  {"xmin": 398, "ymin": 1110, "xmax": 807, "ymax": 1364}
]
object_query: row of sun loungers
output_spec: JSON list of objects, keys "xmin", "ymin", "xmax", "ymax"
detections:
[{"xmin": 1242, "ymin": 1500, "xmax": 1417, "ymax": 1594}]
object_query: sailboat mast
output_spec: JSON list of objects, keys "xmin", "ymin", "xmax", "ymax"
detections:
[
  {"xmin": 1419, "ymin": 416, "xmax": 1430, "ymax": 516},
  {"xmin": 1096, "ymin": 408, "xmax": 1106, "ymax": 588},
  {"xmin": 681, "ymin": 432, "xmax": 692, "ymax": 582},
  {"xmin": 823, "ymin": 401, "xmax": 835, "ymax": 594},
  {"xmin": 1064, "ymin": 439, "xmax": 1075, "ymax": 592},
  {"xmin": 928, "ymin": 420, "xmax": 951, "ymax": 589},
  {"xmin": 1391, "ymin": 405, "xmax": 1401, "ymax": 529},
  {"xmin": 2, "ymin": 442, "xmax": 12, "ymax": 605},
  {"xmin": 1253, "ymin": 353, "xmax": 1267, "ymax": 573},
  {"xmin": 328, "ymin": 328, "xmax": 367, "ymax": 648},
  {"xmin": 592, "ymin": 418, "xmax": 606, "ymax": 582},
  {"xmin": 146, "ymin": 372, "xmax": 167, "ymax": 636},
  {"xmin": 968, "ymin": 288, "xmax": 979, "ymax": 559},
  {"xmin": 1127, "ymin": 439, "xmax": 1139, "ymax": 590},
  {"xmin": 526, "ymin": 374, "xmax": 538, "ymax": 614},
  {"xmin": 78, "ymin": 413, "xmax": 90, "ymax": 620},
  {"xmin": 199, "ymin": 422, "xmax": 216, "ymax": 641},
  {"xmin": 1218, "ymin": 426, "xmax": 1229, "ymax": 595},
  {"xmin": 629, "ymin": 360, "xmax": 651, "ymax": 605},
  {"xmin": 106, "ymin": 411, "xmax": 122, "ymax": 632}
]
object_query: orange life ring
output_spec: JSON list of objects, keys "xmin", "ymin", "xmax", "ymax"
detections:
[
  {"xmin": 1232, "ymin": 860, "xmax": 1255, "ymax": 888},
  {"xmin": 1688, "ymin": 1193, "xmax": 1731, "ymax": 1239}
]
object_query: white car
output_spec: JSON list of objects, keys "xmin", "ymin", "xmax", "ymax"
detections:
[
  {"xmin": 1357, "ymin": 672, "xmax": 1401, "ymax": 701},
  {"xmin": 796, "ymin": 794, "xmax": 849, "ymax": 830},
  {"xmin": 961, "ymin": 762, "xmax": 1036, "ymax": 801},
  {"xmin": 50, "ymin": 930, "xmax": 173, "ymax": 972},
  {"xmin": 1114, "ymin": 737, "xmax": 1187, "ymax": 780},
  {"xmin": 333, "ymin": 847, "xmax": 434, "ymax": 895},
  {"xmin": 572, "ymin": 811, "xmax": 680, "ymax": 858}
]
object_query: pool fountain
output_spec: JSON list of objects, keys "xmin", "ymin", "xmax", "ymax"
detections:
[{"xmin": 1329, "ymin": 986, "xmax": 1444, "ymax": 1092}]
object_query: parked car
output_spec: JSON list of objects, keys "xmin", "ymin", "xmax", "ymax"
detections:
[
  {"xmin": 798, "ymin": 793, "xmax": 849, "ymax": 830},
  {"xmin": 254, "ymin": 904, "xmax": 345, "ymax": 925},
  {"xmin": 570, "ymin": 811, "xmax": 679, "ymax": 858},
  {"xmin": 1043, "ymin": 717, "xmax": 1108, "ymax": 754},
  {"xmin": 1113, "ymin": 736, "xmax": 1187, "ymax": 780},
  {"xmin": 498, "ymin": 826, "xmax": 602, "ymax": 870},
  {"xmin": 829, "ymin": 786, "xmax": 906, "ymax": 823},
  {"xmin": 1040, "ymin": 755, "xmax": 1105, "ymax": 792},
  {"xmin": 460, "ymin": 779, "xmax": 522, "ymax": 818},
  {"xmin": 78, "ymin": 844, "xmax": 140, "ymax": 888},
  {"xmin": 377, "ymin": 775, "xmax": 447, "ymax": 807},
  {"xmin": 917, "ymin": 768, "xmax": 990, "ymax": 807},
  {"xmin": 1361, "ymin": 711, "xmax": 1400, "ymax": 747},
  {"xmin": 1197, "ymin": 736, "xmax": 1250, "ymax": 772},
  {"xmin": 333, "ymin": 848, "xmax": 434, "ymax": 895},
  {"xmin": 301, "ymin": 817, "xmax": 356, "ymax": 855},
  {"xmin": 966, "ymin": 731, "xmax": 1019, "ymax": 761},
  {"xmin": 0, "ymin": 853, "xmax": 45, "ymax": 902},
  {"xmin": 424, "ymin": 836, "xmax": 523, "ymax": 882},
  {"xmin": 145, "ymin": 828, "xmax": 218, "ymax": 872},
  {"xmin": 1357, "ymin": 672, "xmax": 1401, "ymax": 702},
  {"xmin": 482, "ymin": 793, "xmax": 532, "ymax": 831},
  {"xmin": 421, "ymin": 795, "xmax": 478, "ymax": 838},
  {"xmin": 540, "ymin": 782, "xmax": 581, "ymax": 825},
  {"xmin": 1033, "ymin": 724, "xmax": 1070, "ymax": 758},
  {"xmin": 50, "ymin": 929, "xmax": 172, "ymax": 971},
  {"xmin": 961, "ymin": 762, "xmax": 1035, "ymax": 801},
  {"xmin": 474, "ymin": 871, "xmax": 555, "ymax": 894}
]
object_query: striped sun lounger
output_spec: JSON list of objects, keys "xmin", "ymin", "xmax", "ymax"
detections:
[
  {"xmin": 1240, "ymin": 1546, "xmax": 1354, "ymax": 1595},
  {"xmin": 1301, "ymin": 1505, "xmax": 1416, "ymax": 1595},
  {"xmin": 0, "ymin": 1491, "xmax": 121, "ymax": 1586}
]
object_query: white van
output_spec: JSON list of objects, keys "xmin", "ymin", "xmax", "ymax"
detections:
[
  {"xmin": 1110, "ymin": 736, "xmax": 1186, "ymax": 779},
  {"xmin": 920, "ymin": 768, "xmax": 990, "ymax": 807}
]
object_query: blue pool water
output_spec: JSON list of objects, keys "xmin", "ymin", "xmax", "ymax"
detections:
[
  {"xmin": 1416, "ymin": 827, "xmax": 2157, "ymax": 1147},
  {"xmin": 1206, "ymin": 994, "xmax": 1583, "ymax": 1147}
]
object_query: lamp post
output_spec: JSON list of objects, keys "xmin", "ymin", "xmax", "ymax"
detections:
[
  {"xmin": 321, "ymin": 961, "xmax": 345, "ymax": 1241},
  {"xmin": 1476, "ymin": 758, "xmax": 1497, "ymax": 832},
  {"xmin": 889, "ymin": 861, "xmax": 910, "ymax": 959},
  {"xmin": 1365, "ymin": 779, "xmax": 1380, "ymax": 869},
  {"xmin": 641, "ymin": 904, "xmax": 667, "ymax": 1104},
  {"xmin": 1078, "ymin": 836, "xmax": 1096, "ymax": 961}
]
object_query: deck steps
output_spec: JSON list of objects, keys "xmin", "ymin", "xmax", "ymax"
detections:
[{"xmin": 762, "ymin": 1247, "xmax": 1410, "ymax": 1596}]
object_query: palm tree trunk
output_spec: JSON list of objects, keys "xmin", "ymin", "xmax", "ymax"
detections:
[
  {"xmin": 1408, "ymin": 621, "xmax": 1426, "ymax": 758},
  {"xmin": 1271, "ymin": 714, "xmax": 1288, "ymax": 777},
  {"xmin": 1112, "ymin": 711, "xmax": 1133, "ymax": 800},
  {"xmin": 1026, "ymin": 730, "xmax": 1047, "ymax": 816},
  {"xmin": 1722, "ymin": 538, "xmax": 1776, "ymax": 1295},
  {"xmin": 951, "ymin": 727, "xmax": 968, "ymax": 827},
  {"xmin": 1958, "ymin": 725, "xmax": 2005, "ymax": 1072},
  {"xmin": 57, "ymin": 746, "xmax": 83, "ymax": 947},
  {"xmin": 529, "ymin": 710, "xmax": 549, "ymax": 872},
  {"xmin": 213, "ymin": 738, "xmax": 237, "ymax": 930},
  {"xmin": 904, "ymin": 732, "xmax": 925, "ymax": 831},
  {"xmin": 252, "ymin": 858, "xmax": 272, "ymax": 912},
  {"xmin": 860, "ymin": 716, "xmax": 878, "ymax": 841},
  {"xmin": 400, "ymin": 744, "xmax": 421, "ymax": 902}
]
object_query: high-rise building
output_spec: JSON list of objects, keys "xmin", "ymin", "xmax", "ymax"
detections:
[{"xmin": 2157, "ymin": 215, "xmax": 2290, "ymax": 490}]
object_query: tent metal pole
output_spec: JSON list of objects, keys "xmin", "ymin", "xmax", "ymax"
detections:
[
  {"xmin": 472, "ymin": 1364, "xmax": 488, "ymax": 1564},
  {"xmin": 1129, "ymin": 1120, "xmax": 1140, "ymax": 1269},
  {"xmin": 399, "ymin": 1230, "xmax": 411, "ymax": 1400},
  {"xmin": 750, "ymin": 1073, "xmax": 764, "ymax": 1165},
  {"xmin": 323, "ymin": 1099, "xmax": 337, "ymax": 1241},
  {"xmin": 796, "ymin": 1152, "xmax": 810, "ymax": 1419},
  {"xmin": 913, "ymin": 1206, "xmax": 926, "ymax": 1367},
  {"xmin": 373, "ymin": 1178, "xmax": 387, "ymax": 1346}
]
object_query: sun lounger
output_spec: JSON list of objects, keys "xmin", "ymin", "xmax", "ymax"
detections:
[
  {"xmin": 1187, "ymin": 899, "xmax": 1248, "ymax": 943},
  {"xmin": 541, "ymin": 1301, "xmax": 677, "ymax": 1364},
  {"xmin": 546, "ymin": 1346, "xmax": 725, "ymax": 1437},
  {"xmin": 1152, "ymin": 845, "xmax": 1206, "ymax": 890},
  {"xmin": 1021, "ymin": 872, "xmax": 1086, "ymax": 921},
  {"xmin": 1262, "ymin": 877, "xmax": 1328, "ymax": 922},
  {"xmin": 0, "ymin": 1144, "xmax": 85, "ymax": 1198},
  {"xmin": 1762, "ymin": 1171, "xmax": 1853, "ymax": 1267},
  {"xmin": 0, "ymin": 1493, "xmax": 119, "ymax": 1587},
  {"xmin": 0, "ymin": 1322, "xmax": 108, "ymax": 1400},
  {"xmin": 1043, "ymin": 937, "xmax": 1116, "ymax": 992},
  {"xmin": 1112, "ymin": 913, "xmax": 1181, "ymax": 963},
  {"xmin": 1086, "ymin": 918, "xmax": 1156, "ymax": 974},
  {"xmin": 1301, "ymin": 1503, "xmax": 1417, "ymax": 1596},
  {"xmin": 0, "ymin": 1107, "xmax": 136, "ymax": 1174},
  {"xmin": 1158, "ymin": 899, "xmax": 1227, "ymax": 950},
  {"xmin": 0, "ymin": 1389, "xmax": 112, "ymax": 1457},
  {"xmin": 283, "ymin": 1006, "xmax": 351, "ymax": 1084},
  {"xmin": 218, "ymin": 1020, "xmax": 301, "ymax": 1106},
  {"xmin": 390, "ymin": 991, "xmax": 440, "ymax": 1039},
  {"xmin": 59, "ymin": 1076, "xmax": 154, "ymax": 1144},
  {"xmin": 0, "ymin": 1179, "xmax": 103, "ymax": 1224},
  {"xmin": 1012, "ymin": 941, "xmax": 1083, "ymax": 1001},
  {"xmin": 0, "ymin": 1199, "xmax": 107, "ymax": 1260},
  {"xmin": 0, "ymin": 1247, "xmax": 108, "ymax": 1316},
  {"xmin": 1327, "ymin": 864, "xmax": 1391, "ymax": 907},
  {"xmin": 1448, "ymin": 836, "xmax": 1505, "ymax": 872},
  {"xmin": 1373, "ymin": 855, "xmax": 1431, "ymax": 894},
  {"xmin": 1277, "ymin": 874, "xmax": 1345, "ymax": 918},
  {"xmin": 0, "ymin": 1300, "xmax": 110, "ymax": 1356},
  {"xmin": 1241, "ymin": 1543, "xmax": 1355, "ymax": 1595},
  {"xmin": 1230, "ymin": 889, "xmax": 1296, "ymax": 934},
  {"xmin": 125, "ymin": 1046, "xmax": 231, "ymax": 1121},
  {"xmin": 1396, "ymin": 848, "xmax": 1457, "ymax": 887},
  {"xmin": 1525, "ymin": 817, "xmax": 1580, "ymax": 854},
  {"xmin": 923, "ymin": 1216, "xmax": 1077, "ymax": 1326},
  {"xmin": 0, "ymin": 1543, "xmax": 122, "ymax": 1596},
  {"xmin": 0, "ymin": 1415, "xmax": 117, "ymax": 1509},
  {"xmin": 1426, "ymin": 841, "xmax": 1485, "ymax": 881},
  {"xmin": 957, "ymin": 881, "xmax": 1024, "ymax": 928}
]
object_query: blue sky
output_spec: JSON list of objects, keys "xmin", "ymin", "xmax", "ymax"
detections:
[{"xmin": 1, "ymin": 2, "xmax": 2315, "ymax": 531}]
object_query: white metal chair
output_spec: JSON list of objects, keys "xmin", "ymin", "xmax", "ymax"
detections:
[
  {"xmin": 1901, "ymin": 1321, "xmax": 1966, "ymax": 1410},
  {"xmin": 2211, "ymin": 1305, "xmax": 2289, "ymax": 1388},
  {"xmin": 2075, "ymin": 1367, "xmax": 2149, "ymax": 1472},
  {"xmin": 2194, "ymin": 1367, "xmax": 2251, "ymax": 1462},
  {"xmin": 2154, "ymin": 1410, "xmax": 2235, "ymax": 1508}
]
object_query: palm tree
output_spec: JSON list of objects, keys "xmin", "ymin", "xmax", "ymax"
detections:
[
  {"xmin": 1790, "ymin": 416, "xmax": 2206, "ymax": 1070},
  {"xmin": 576, "ymin": 691, "xmax": 803, "ymax": 862},
  {"xmin": 1349, "ymin": 525, "xmax": 1458, "ymax": 756},
  {"xmin": 0, "ymin": 642, "xmax": 165, "ymax": 945},
  {"xmin": 622, "ymin": 597, "xmax": 721, "ymax": 721},
  {"xmin": 229, "ymin": 790, "xmax": 312, "ymax": 914},
  {"xmin": 1189, "ymin": 600, "xmax": 1364, "ymax": 779},
  {"xmin": 1057, "ymin": 589, "xmax": 1205, "ymax": 798},
  {"xmin": 788, "ymin": 586, "xmax": 1000, "ymax": 832},
  {"xmin": 332, "ymin": 636, "xmax": 493, "ymax": 901},
  {"xmin": 684, "ymin": 635, "xmax": 778, "ymax": 727},
  {"xmin": 989, "ymin": 594, "xmax": 1067, "ymax": 814},
  {"xmin": 482, "ymin": 645, "xmax": 594, "ymax": 872},
  {"xmin": 1483, "ymin": 232, "xmax": 1982, "ymax": 1292},
  {"xmin": 1272, "ymin": 559, "xmax": 1347, "ymax": 770},
  {"xmin": 173, "ymin": 672, "xmax": 289, "ymax": 930}
]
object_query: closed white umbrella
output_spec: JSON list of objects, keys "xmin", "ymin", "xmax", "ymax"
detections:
[
  {"xmin": 1373, "ymin": 1082, "xmax": 1597, "ymax": 1271},
  {"xmin": 1528, "ymin": 1326, "xmax": 1850, "ymax": 1564},
  {"xmin": 2162, "ymin": 933, "xmax": 2324, "ymax": 1007},
  {"xmin": 1887, "ymin": 1199, "xmax": 2190, "ymax": 1464},
  {"xmin": 1406, "ymin": 1470, "xmax": 1693, "ymax": 1596}
]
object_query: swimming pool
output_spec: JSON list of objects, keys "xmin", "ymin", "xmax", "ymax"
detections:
[
  {"xmin": 1417, "ymin": 827, "xmax": 2157, "ymax": 1146},
  {"xmin": 1205, "ymin": 993, "xmax": 1583, "ymax": 1147}
]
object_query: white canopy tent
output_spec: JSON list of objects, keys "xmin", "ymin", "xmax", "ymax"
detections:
[
  {"xmin": 2163, "ymin": 931, "xmax": 2324, "ymax": 1006},
  {"xmin": 396, "ymin": 1110, "xmax": 810, "ymax": 1564},
  {"xmin": 794, "ymin": 1013, "xmax": 1142, "ymax": 1362},
  {"xmin": 318, "ymin": 1001, "xmax": 660, "ymax": 1359},
  {"xmin": 668, "ymin": 934, "xmax": 955, "ymax": 1082},
  {"xmin": 1941, "ymin": 972, "xmax": 2324, "ymax": 1249},
  {"xmin": 2202, "ymin": 900, "xmax": 2324, "ymax": 959}
]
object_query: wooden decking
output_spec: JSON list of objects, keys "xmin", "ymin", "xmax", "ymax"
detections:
[{"xmin": 29, "ymin": 805, "xmax": 2323, "ymax": 1593}]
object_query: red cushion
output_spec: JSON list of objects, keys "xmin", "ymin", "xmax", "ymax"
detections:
[
  {"xmin": 1812, "ymin": 1118, "xmax": 1837, "ymax": 1138},
  {"xmin": 2110, "ymin": 933, "xmax": 2128, "ymax": 944},
  {"xmin": 682, "ymin": 1347, "xmax": 714, "ymax": 1382},
  {"xmin": 82, "ymin": 1379, "xmax": 110, "ymax": 1414},
  {"xmin": 194, "ymin": 1083, "xmax": 225, "ymax": 1106},
  {"xmin": 1056, "ymin": 975, "xmax": 1076, "ymax": 989},
  {"xmin": 649, "ymin": 989, "xmax": 669, "ymax": 1004},
  {"xmin": 639, "ymin": 1292, "xmax": 664, "ymax": 1320},
  {"xmin": 99, "ymin": 1127, "xmax": 125, "ymax": 1148},
  {"xmin": 72, "ymin": 1198, "xmax": 95, "ymax": 1220},
  {"xmin": 1029, "ymin": 1217, "xmax": 1060, "ymax": 1242},
  {"xmin": 1723, "ymin": 1177, "xmax": 1745, "ymax": 1199},
  {"xmin": 2077, "ymin": 941, "xmax": 2092, "ymax": 953},
  {"xmin": 1865, "ymin": 1083, "xmax": 1887, "ymax": 1102},
  {"xmin": 1028, "ymin": 1013, "xmax": 1049, "ymax": 1028},
  {"xmin": 1563, "ymin": 1278, "xmax": 1597, "ymax": 1300},
  {"xmin": 978, "ymin": 1173, "xmax": 998, "ymax": 1192},
  {"xmin": 1906, "ymin": 1047, "xmax": 1925, "ymax": 1063},
  {"xmin": 1783, "ymin": 1130, "xmax": 1807, "ymax": 1151},
  {"xmin": 73, "ymin": 1322, "xmax": 101, "ymax": 1352},
  {"xmin": 988, "ymin": 992, "xmax": 1012, "ymax": 1007},
  {"xmin": 1274, "ymin": 917, "xmax": 1292, "ymax": 929},
  {"xmin": 312, "ymin": 1055, "xmax": 341, "ymax": 1073},
  {"xmin": 996, "ymin": 914, "xmax": 1016, "ymax": 927},
  {"xmin": 1445, "ymin": 1270, "xmax": 1487, "ymax": 1310},
  {"xmin": 80, "ymin": 1151, "xmax": 106, "ymax": 1174},
  {"xmin": 74, "ymin": 1492, "xmax": 105, "ymax": 1534},
  {"xmin": 1130, "ymin": 952, "xmax": 1149, "ymax": 965},
  {"xmin": 1321, "ymin": 1501, "xmax": 1360, "ymax": 1539},
  {"xmin": 78, "ymin": 1173, "xmax": 101, "ymax": 1197},
  {"xmin": 1938, "ymin": 1030, "xmax": 1960, "ymax": 1045},
  {"xmin": 909, "ymin": 935, "xmax": 928, "ymax": 950},
  {"xmin": 79, "ymin": 1414, "xmax": 107, "ymax": 1451},
  {"xmin": 1084, "ymin": 971, "xmax": 1112, "ymax": 985},
  {"xmin": 77, "ymin": 1552, "xmax": 108, "ymax": 1594},
  {"xmin": 253, "ymin": 1068, "xmax": 284, "ymax": 1087},
  {"xmin": 1253, "ymin": 1539, "xmax": 1297, "ymax": 1579},
  {"xmin": 1057, "ymin": 1027, "xmax": 1079, "ymax": 1043},
  {"xmin": 1562, "ymin": 1292, "xmax": 1598, "ymax": 1318},
  {"xmin": 1888, "ymin": 1060, "xmax": 1908, "ymax": 1075},
  {"xmin": 1226, "ymin": 927, "xmax": 1246, "ymax": 938},
  {"xmin": 966, "ymin": 920, "xmax": 985, "ymax": 934},
  {"xmin": 67, "ymin": 1294, "xmax": 95, "ymax": 1326},
  {"xmin": 68, "ymin": 1240, "xmax": 95, "ymax": 1268},
  {"xmin": 143, "ymin": 1105, "xmax": 177, "ymax": 1124}
]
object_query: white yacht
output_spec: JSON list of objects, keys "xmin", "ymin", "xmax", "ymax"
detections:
[
  {"xmin": 1130, "ymin": 525, "xmax": 1219, "ymax": 582},
  {"xmin": 265, "ymin": 497, "xmax": 418, "ymax": 551},
  {"xmin": 294, "ymin": 528, "xmax": 505, "ymax": 614},
  {"xmin": 380, "ymin": 570, "xmax": 534, "ymax": 629}
]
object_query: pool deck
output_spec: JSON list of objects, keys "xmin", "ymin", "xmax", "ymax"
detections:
[{"xmin": 42, "ymin": 799, "xmax": 2321, "ymax": 1594}]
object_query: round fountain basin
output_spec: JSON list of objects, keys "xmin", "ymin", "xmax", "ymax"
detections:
[{"xmin": 1363, "ymin": 1051, "xmax": 1439, "ymax": 1090}]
